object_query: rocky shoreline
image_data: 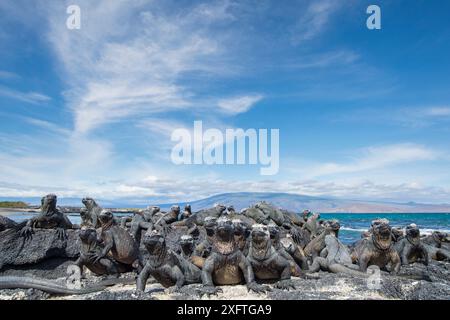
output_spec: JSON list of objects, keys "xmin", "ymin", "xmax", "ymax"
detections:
[
  {"xmin": 1, "ymin": 260, "xmax": 449, "ymax": 300},
  {"xmin": 1, "ymin": 196, "xmax": 449, "ymax": 301}
]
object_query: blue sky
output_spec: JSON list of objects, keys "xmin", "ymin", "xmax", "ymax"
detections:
[{"xmin": 0, "ymin": 0, "xmax": 449, "ymax": 204}]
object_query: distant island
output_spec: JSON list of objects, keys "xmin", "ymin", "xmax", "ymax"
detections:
[
  {"xmin": 1, "ymin": 192, "xmax": 450, "ymax": 213},
  {"xmin": 0, "ymin": 201, "xmax": 28, "ymax": 209}
]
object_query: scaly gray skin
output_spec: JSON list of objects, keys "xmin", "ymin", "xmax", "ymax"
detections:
[
  {"xmin": 232, "ymin": 219, "xmax": 250, "ymax": 256},
  {"xmin": 179, "ymin": 235, "xmax": 195, "ymax": 260},
  {"xmin": 81, "ymin": 197, "xmax": 102, "ymax": 228},
  {"xmin": 0, "ymin": 276, "xmax": 110, "ymax": 295},
  {"xmin": 74, "ymin": 228, "xmax": 130, "ymax": 276},
  {"xmin": 303, "ymin": 213, "xmax": 321, "ymax": 238},
  {"xmin": 199, "ymin": 217, "xmax": 268, "ymax": 296},
  {"xmin": 254, "ymin": 201, "xmax": 286, "ymax": 226},
  {"xmin": 394, "ymin": 224, "xmax": 429, "ymax": 265},
  {"xmin": 93, "ymin": 210, "xmax": 140, "ymax": 268},
  {"xmin": 171, "ymin": 204, "xmax": 227, "ymax": 227},
  {"xmin": 129, "ymin": 207, "xmax": 159, "ymax": 242},
  {"xmin": 306, "ymin": 220, "xmax": 366, "ymax": 277},
  {"xmin": 137, "ymin": 229, "xmax": 201, "ymax": 292},
  {"xmin": 193, "ymin": 217, "xmax": 217, "ymax": 258},
  {"xmin": 268, "ymin": 224, "xmax": 306, "ymax": 274},
  {"xmin": 20, "ymin": 194, "xmax": 73, "ymax": 240},
  {"xmin": 241, "ymin": 206, "xmax": 271, "ymax": 225},
  {"xmin": 421, "ymin": 231, "xmax": 450, "ymax": 261},
  {"xmin": 247, "ymin": 224, "xmax": 295, "ymax": 290},
  {"xmin": 352, "ymin": 220, "xmax": 401, "ymax": 274},
  {"xmin": 279, "ymin": 236, "xmax": 309, "ymax": 271},
  {"xmin": 303, "ymin": 220, "xmax": 339, "ymax": 260},
  {"xmin": 180, "ymin": 204, "xmax": 192, "ymax": 220},
  {"xmin": 162, "ymin": 205, "xmax": 181, "ymax": 225}
]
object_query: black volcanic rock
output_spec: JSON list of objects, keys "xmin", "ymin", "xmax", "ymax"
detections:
[{"xmin": 0, "ymin": 229, "xmax": 80, "ymax": 271}]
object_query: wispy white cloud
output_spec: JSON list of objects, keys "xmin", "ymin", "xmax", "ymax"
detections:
[
  {"xmin": 301, "ymin": 143, "xmax": 438, "ymax": 178},
  {"xmin": 0, "ymin": 86, "xmax": 51, "ymax": 104},
  {"xmin": 290, "ymin": 0, "xmax": 340, "ymax": 44},
  {"xmin": 44, "ymin": 0, "xmax": 251, "ymax": 135},
  {"xmin": 217, "ymin": 94, "xmax": 264, "ymax": 115}
]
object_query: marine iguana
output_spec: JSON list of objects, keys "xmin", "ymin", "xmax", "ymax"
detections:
[
  {"xmin": 179, "ymin": 234, "xmax": 195, "ymax": 259},
  {"xmin": 303, "ymin": 220, "xmax": 340, "ymax": 260},
  {"xmin": 193, "ymin": 217, "xmax": 217, "ymax": 258},
  {"xmin": 171, "ymin": 204, "xmax": 226, "ymax": 227},
  {"xmin": 303, "ymin": 212, "xmax": 321, "ymax": 238},
  {"xmin": 421, "ymin": 231, "xmax": 450, "ymax": 261},
  {"xmin": 279, "ymin": 235, "xmax": 309, "ymax": 271},
  {"xmin": 232, "ymin": 218, "xmax": 250, "ymax": 255},
  {"xmin": 0, "ymin": 276, "xmax": 111, "ymax": 295},
  {"xmin": 137, "ymin": 229, "xmax": 201, "ymax": 292},
  {"xmin": 254, "ymin": 201, "xmax": 286, "ymax": 226},
  {"xmin": 129, "ymin": 206, "xmax": 160, "ymax": 242},
  {"xmin": 81, "ymin": 197, "xmax": 102, "ymax": 228},
  {"xmin": 91, "ymin": 210, "xmax": 140, "ymax": 269},
  {"xmin": 247, "ymin": 224, "xmax": 295, "ymax": 290},
  {"xmin": 306, "ymin": 220, "xmax": 366, "ymax": 276},
  {"xmin": 394, "ymin": 224, "xmax": 429, "ymax": 265},
  {"xmin": 74, "ymin": 228, "xmax": 130, "ymax": 276},
  {"xmin": 20, "ymin": 194, "xmax": 73, "ymax": 240},
  {"xmin": 162, "ymin": 205, "xmax": 181, "ymax": 225},
  {"xmin": 268, "ymin": 223, "xmax": 305, "ymax": 274},
  {"xmin": 351, "ymin": 219, "xmax": 401, "ymax": 274},
  {"xmin": 199, "ymin": 217, "xmax": 268, "ymax": 296},
  {"xmin": 180, "ymin": 204, "xmax": 192, "ymax": 220}
]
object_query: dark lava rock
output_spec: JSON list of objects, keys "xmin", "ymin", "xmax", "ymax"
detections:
[
  {"xmin": 0, "ymin": 215, "xmax": 18, "ymax": 232},
  {"xmin": 0, "ymin": 229, "xmax": 80, "ymax": 271}
]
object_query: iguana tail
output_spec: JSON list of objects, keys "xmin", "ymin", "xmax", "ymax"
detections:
[{"xmin": 0, "ymin": 276, "xmax": 108, "ymax": 295}]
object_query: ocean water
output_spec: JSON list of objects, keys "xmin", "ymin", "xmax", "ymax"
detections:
[{"xmin": 5, "ymin": 212, "xmax": 450, "ymax": 245}]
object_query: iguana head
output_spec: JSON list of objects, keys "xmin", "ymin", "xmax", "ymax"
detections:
[
  {"xmin": 214, "ymin": 203, "xmax": 227, "ymax": 215},
  {"xmin": 405, "ymin": 224, "xmax": 421, "ymax": 246},
  {"xmin": 98, "ymin": 209, "xmax": 114, "ymax": 228},
  {"xmin": 232, "ymin": 219, "xmax": 249, "ymax": 238},
  {"xmin": 431, "ymin": 231, "xmax": 447, "ymax": 244},
  {"xmin": 215, "ymin": 217, "xmax": 234, "ymax": 242},
  {"xmin": 227, "ymin": 206, "xmax": 236, "ymax": 215},
  {"xmin": 180, "ymin": 234, "xmax": 194, "ymax": 255},
  {"xmin": 143, "ymin": 229, "xmax": 166, "ymax": 255},
  {"xmin": 251, "ymin": 224, "xmax": 270, "ymax": 247},
  {"xmin": 204, "ymin": 216, "xmax": 217, "ymax": 237},
  {"xmin": 169, "ymin": 205, "xmax": 180, "ymax": 218},
  {"xmin": 267, "ymin": 223, "xmax": 280, "ymax": 241},
  {"xmin": 324, "ymin": 219, "xmax": 340, "ymax": 237},
  {"xmin": 371, "ymin": 219, "xmax": 392, "ymax": 250},
  {"xmin": 391, "ymin": 227, "xmax": 404, "ymax": 242},
  {"xmin": 82, "ymin": 197, "xmax": 97, "ymax": 210},
  {"xmin": 79, "ymin": 228, "xmax": 99, "ymax": 246},
  {"xmin": 41, "ymin": 194, "xmax": 57, "ymax": 215},
  {"xmin": 183, "ymin": 204, "xmax": 192, "ymax": 218}
]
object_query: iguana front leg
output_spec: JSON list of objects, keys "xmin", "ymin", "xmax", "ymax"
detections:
[
  {"xmin": 93, "ymin": 232, "xmax": 114, "ymax": 264},
  {"xmin": 20, "ymin": 219, "xmax": 35, "ymax": 239},
  {"xmin": 167, "ymin": 266, "xmax": 185, "ymax": 293},
  {"xmin": 390, "ymin": 250, "xmax": 401, "ymax": 274},
  {"xmin": 136, "ymin": 263, "xmax": 152, "ymax": 292},
  {"xmin": 358, "ymin": 249, "xmax": 372, "ymax": 273},
  {"xmin": 238, "ymin": 253, "xmax": 269, "ymax": 293},
  {"xmin": 199, "ymin": 255, "xmax": 222, "ymax": 296},
  {"xmin": 274, "ymin": 258, "xmax": 295, "ymax": 290}
]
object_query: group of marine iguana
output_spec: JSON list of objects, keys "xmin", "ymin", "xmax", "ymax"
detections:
[{"xmin": 0, "ymin": 193, "xmax": 449, "ymax": 297}]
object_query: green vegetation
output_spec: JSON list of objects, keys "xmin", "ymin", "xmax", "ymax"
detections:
[{"xmin": 0, "ymin": 201, "xmax": 29, "ymax": 208}]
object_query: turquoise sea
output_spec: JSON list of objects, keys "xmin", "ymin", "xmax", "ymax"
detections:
[{"xmin": 6, "ymin": 212, "xmax": 450, "ymax": 245}]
